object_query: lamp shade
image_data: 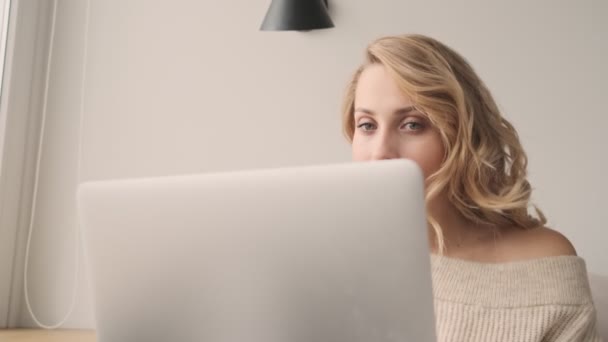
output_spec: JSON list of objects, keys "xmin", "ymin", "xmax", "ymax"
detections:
[{"xmin": 260, "ymin": 0, "xmax": 334, "ymax": 31}]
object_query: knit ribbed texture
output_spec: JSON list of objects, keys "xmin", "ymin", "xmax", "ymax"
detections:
[{"xmin": 431, "ymin": 255, "xmax": 602, "ymax": 342}]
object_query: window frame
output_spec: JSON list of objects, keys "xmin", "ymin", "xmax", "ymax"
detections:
[{"xmin": 0, "ymin": 0, "xmax": 54, "ymax": 328}]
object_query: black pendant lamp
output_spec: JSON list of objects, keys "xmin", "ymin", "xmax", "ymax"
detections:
[{"xmin": 260, "ymin": 0, "xmax": 334, "ymax": 31}]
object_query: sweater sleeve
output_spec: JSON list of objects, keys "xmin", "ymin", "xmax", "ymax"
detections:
[{"xmin": 550, "ymin": 303, "xmax": 602, "ymax": 342}]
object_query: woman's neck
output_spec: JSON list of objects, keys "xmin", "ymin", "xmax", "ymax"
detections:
[{"xmin": 427, "ymin": 197, "xmax": 498, "ymax": 255}]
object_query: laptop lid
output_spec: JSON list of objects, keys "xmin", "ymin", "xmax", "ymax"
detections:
[{"xmin": 77, "ymin": 159, "xmax": 436, "ymax": 342}]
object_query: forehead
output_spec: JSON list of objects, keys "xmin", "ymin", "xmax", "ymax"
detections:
[{"xmin": 354, "ymin": 64, "xmax": 414, "ymax": 109}]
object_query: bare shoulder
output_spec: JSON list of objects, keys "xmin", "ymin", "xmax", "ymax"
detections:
[{"xmin": 494, "ymin": 226, "xmax": 577, "ymax": 262}]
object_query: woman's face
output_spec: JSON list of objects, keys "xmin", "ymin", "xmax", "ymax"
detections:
[{"xmin": 351, "ymin": 64, "xmax": 445, "ymax": 180}]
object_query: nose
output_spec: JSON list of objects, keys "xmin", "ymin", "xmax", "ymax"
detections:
[{"xmin": 370, "ymin": 131, "xmax": 400, "ymax": 160}]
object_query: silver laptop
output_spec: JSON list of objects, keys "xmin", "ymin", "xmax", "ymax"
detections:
[{"xmin": 77, "ymin": 159, "xmax": 436, "ymax": 342}]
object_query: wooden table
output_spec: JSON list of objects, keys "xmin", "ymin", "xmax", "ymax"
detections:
[{"xmin": 0, "ymin": 329, "xmax": 96, "ymax": 342}]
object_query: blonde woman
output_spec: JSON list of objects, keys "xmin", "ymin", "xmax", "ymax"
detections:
[{"xmin": 343, "ymin": 34, "xmax": 601, "ymax": 341}]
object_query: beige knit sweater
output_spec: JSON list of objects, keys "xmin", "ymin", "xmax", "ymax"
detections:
[{"xmin": 431, "ymin": 255, "xmax": 602, "ymax": 342}]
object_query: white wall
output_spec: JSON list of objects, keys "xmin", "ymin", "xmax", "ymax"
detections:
[{"xmin": 13, "ymin": 0, "xmax": 608, "ymax": 329}]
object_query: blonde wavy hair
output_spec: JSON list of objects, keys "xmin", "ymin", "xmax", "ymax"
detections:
[{"xmin": 342, "ymin": 34, "xmax": 546, "ymax": 251}]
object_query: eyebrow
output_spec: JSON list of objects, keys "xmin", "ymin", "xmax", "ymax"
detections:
[{"xmin": 354, "ymin": 106, "xmax": 418, "ymax": 116}]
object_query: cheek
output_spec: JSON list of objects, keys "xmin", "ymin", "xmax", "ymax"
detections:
[
  {"xmin": 419, "ymin": 149, "xmax": 444, "ymax": 179},
  {"xmin": 351, "ymin": 136, "xmax": 368, "ymax": 161},
  {"xmin": 401, "ymin": 136, "xmax": 444, "ymax": 179}
]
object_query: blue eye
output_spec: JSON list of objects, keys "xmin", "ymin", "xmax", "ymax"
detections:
[
  {"xmin": 401, "ymin": 121, "xmax": 423, "ymax": 131},
  {"xmin": 357, "ymin": 122, "xmax": 376, "ymax": 131}
]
